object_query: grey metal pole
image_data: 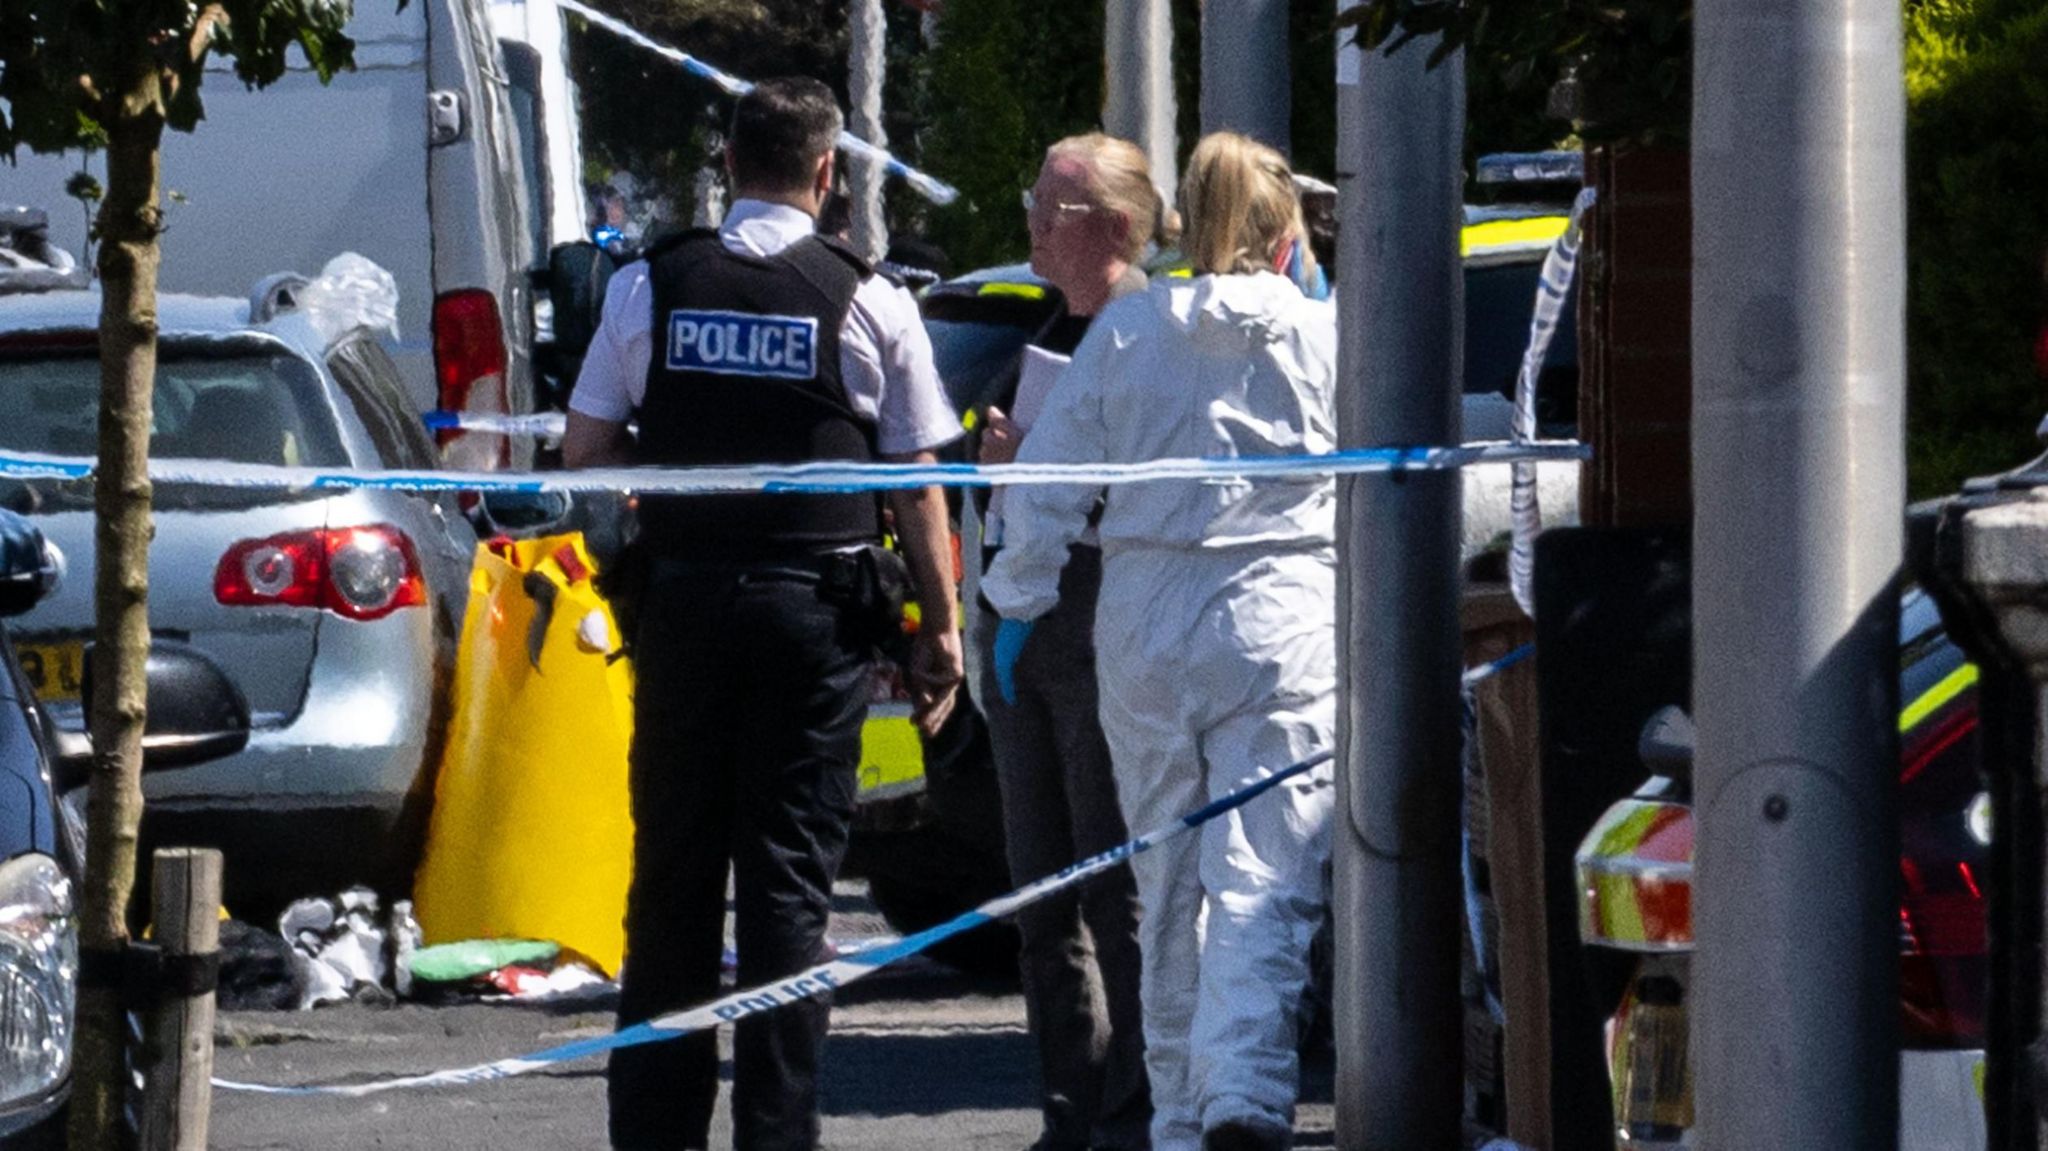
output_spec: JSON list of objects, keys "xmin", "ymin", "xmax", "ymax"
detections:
[
  {"xmin": 846, "ymin": 0, "xmax": 888, "ymax": 262},
  {"xmin": 1102, "ymin": 0, "xmax": 1177, "ymax": 205},
  {"xmin": 1691, "ymin": 0, "xmax": 1907, "ymax": 1146},
  {"xmin": 1199, "ymin": 0, "xmax": 1289, "ymax": 153},
  {"xmin": 1332, "ymin": 23, "xmax": 1467, "ymax": 1151}
]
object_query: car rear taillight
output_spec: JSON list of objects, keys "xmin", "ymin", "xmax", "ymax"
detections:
[
  {"xmin": 1898, "ymin": 689, "xmax": 1988, "ymax": 1048},
  {"xmin": 432, "ymin": 289, "xmax": 509, "ymax": 456},
  {"xmin": 215, "ymin": 526, "xmax": 426, "ymax": 621}
]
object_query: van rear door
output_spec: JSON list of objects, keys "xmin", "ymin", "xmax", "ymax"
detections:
[{"xmin": 427, "ymin": 0, "xmax": 540, "ymax": 467}]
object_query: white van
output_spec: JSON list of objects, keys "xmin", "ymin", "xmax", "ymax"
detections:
[
  {"xmin": 0, "ymin": 0, "xmax": 543, "ymax": 467},
  {"xmin": 492, "ymin": 0, "xmax": 591, "ymax": 254}
]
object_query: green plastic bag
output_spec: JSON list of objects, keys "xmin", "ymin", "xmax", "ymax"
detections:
[{"xmin": 409, "ymin": 939, "xmax": 561, "ymax": 984}]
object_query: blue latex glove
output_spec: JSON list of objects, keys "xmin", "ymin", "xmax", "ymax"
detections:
[{"xmin": 992, "ymin": 617, "xmax": 1037, "ymax": 706}]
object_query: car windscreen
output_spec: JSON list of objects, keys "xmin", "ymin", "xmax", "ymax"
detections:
[{"xmin": 0, "ymin": 343, "xmax": 347, "ymax": 466}]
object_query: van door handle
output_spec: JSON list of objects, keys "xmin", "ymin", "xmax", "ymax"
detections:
[{"xmin": 428, "ymin": 90, "xmax": 465, "ymax": 146}]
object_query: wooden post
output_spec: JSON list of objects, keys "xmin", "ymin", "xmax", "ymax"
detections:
[
  {"xmin": 139, "ymin": 848, "xmax": 222, "ymax": 1151},
  {"xmin": 1462, "ymin": 586, "xmax": 1550, "ymax": 1147}
]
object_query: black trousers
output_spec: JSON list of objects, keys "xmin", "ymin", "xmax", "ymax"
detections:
[
  {"xmin": 976, "ymin": 547, "xmax": 1150, "ymax": 1150},
  {"xmin": 609, "ymin": 558, "xmax": 869, "ymax": 1151}
]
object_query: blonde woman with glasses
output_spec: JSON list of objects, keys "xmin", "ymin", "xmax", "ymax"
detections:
[
  {"xmin": 977, "ymin": 132, "xmax": 1166, "ymax": 1151},
  {"xmin": 984, "ymin": 132, "xmax": 1338, "ymax": 1151}
]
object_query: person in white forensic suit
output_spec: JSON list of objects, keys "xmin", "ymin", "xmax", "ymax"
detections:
[{"xmin": 982, "ymin": 132, "xmax": 1339, "ymax": 1151}]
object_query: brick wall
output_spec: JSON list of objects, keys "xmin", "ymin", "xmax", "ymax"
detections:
[{"xmin": 1580, "ymin": 146, "xmax": 1693, "ymax": 528}]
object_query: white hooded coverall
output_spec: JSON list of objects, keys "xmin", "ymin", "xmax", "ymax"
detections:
[{"xmin": 982, "ymin": 271, "xmax": 1338, "ymax": 1150}]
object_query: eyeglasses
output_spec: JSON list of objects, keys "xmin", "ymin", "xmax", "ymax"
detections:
[{"xmin": 1021, "ymin": 189, "xmax": 1099, "ymax": 218}]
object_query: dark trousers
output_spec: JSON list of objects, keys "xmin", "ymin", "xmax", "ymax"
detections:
[
  {"xmin": 978, "ymin": 546, "xmax": 1151, "ymax": 1151},
  {"xmin": 609, "ymin": 559, "xmax": 868, "ymax": 1151}
]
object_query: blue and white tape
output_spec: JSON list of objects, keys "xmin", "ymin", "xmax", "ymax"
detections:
[
  {"xmin": 556, "ymin": 0, "xmax": 960, "ymax": 207},
  {"xmin": 422, "ymin": 410, "xmax": 569, "ymax": 439},
  {"xmin": 1508, "ymin": 188, "xmax": 1596, "ymax": 619},
  {"xmin": 1462, "ymin": 643, "xmax": 1533, "ymax": 688},
  {"xmin": 212, "ymin": 749, "xmax": 1337, "ymax": 1097},
  {"xmin": 0, "ymin": 441, "xmax": 1590, "ymax": 498}
]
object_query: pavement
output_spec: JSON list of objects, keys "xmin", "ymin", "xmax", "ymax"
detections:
[{"xmin": 209, "ymin": 880, "xmax": 1336, "ymax": 1150}]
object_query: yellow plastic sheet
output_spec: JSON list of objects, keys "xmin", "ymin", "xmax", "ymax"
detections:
[{"xmin": 413, "ymin": 535, "xmax": 636, "ymax": 976}]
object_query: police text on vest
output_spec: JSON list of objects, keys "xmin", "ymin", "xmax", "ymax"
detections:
[{"xmin": 666, "ymin": 309, "xmax": 820, "ymax": 380}]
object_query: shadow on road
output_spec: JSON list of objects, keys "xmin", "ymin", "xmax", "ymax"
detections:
[
  {"xmin": 820, "ymin": 1027, "xmax": 1037, "ymax": 1116},
  {"xmin": 835, "ymin": 964, "xmax": 1018, "ymax": 1006}
]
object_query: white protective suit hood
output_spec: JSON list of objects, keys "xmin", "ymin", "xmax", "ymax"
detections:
[{"xmin": 981, "ymin": 271, "xmax": 1338, "ymax": 622}]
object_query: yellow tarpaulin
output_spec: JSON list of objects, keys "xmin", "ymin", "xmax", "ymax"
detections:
[{"xmin": 413, "ymin": 535, "xmax": 636, "ymax": 976}]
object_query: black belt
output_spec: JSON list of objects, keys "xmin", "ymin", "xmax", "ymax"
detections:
[{"xmin": 649, "ymin": 547, "xmax": 869, "ymax": 590}]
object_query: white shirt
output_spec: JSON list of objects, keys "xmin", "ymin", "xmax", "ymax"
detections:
[
  {"xmin": 982, "ymin": 272, "xmax": 1339, "ymax": 620},
  {"xmin": 568, "ymin": 199, "xmax": 962, "ymax": 456}
]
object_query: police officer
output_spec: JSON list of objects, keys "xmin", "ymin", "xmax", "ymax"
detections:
[{"xmin": 563, "ymin": 77, "xmax": 965, "ymax": 1151}]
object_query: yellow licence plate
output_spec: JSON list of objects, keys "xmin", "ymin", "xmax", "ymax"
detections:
[{"xmin": 16, "ymin": 641, "xmax": 85, "ymax": 703}]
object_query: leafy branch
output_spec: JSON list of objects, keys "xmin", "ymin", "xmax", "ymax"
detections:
[{"xmin": 1335, "ymin": 1, "xmax": 1694, "ymax": 145}]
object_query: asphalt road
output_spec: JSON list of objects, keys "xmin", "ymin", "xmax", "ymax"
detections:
[{"xmin": 209, "ymin": 882, "xmax": 1335, "ymax": 1150}]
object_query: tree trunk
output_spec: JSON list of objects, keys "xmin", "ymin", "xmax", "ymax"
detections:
[{"xmin": 67, "ymin": 89, "xmax": 163, "ymax": 1151}]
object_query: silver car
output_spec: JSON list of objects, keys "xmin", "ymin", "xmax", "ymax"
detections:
[{"xmin": 0, "ymin": 283, "xmax": 477, "ymax": 910}]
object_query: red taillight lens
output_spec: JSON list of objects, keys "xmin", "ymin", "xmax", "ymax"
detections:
[
  {"xmin": 431, "ymin": 289, "xmax": 509, "ymax": 449},
  {"xmin": 1900, "ymin": 886, "xmax": 1990, "ymax": 1048},
  {"xmin": 215, "ymin": 527, "xmax": 426, "ymax": 621},
  {"xmin": 215, "ymin": 534, "xmax": 325, "ymax": 610}
]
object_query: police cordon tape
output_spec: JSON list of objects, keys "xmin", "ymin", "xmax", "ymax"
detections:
[
  {"xmin": 0, "ymin": 441, "xmax": 1590, "ymax": 497},
  {"xmin": 210, "ymin": 646, "xmax": 1530, "ymax": 1099},
  {"xmin": 1463, "ymin": 641, "xmax": 1532, "ymax": 687},
  {"xmin": 211, "ymin": 748, "xmax": 1334, "ymax": 1096},
  {"xmin": 556, "ymin": 0, "xmax": 961, "ymax": 207}
]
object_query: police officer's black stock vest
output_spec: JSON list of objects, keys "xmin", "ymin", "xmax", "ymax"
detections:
[{"xmin": 635, "ymin": 229, "xmax": 881, "ymax": 559}]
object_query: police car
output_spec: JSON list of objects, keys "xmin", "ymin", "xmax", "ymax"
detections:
[{"xmin": 839, "ymin": 264, "xmax": 1055, "ymax": 975}]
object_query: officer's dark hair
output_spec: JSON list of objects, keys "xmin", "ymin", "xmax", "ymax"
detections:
[{"xmin": 729, "ymin": 77, "xmax": 844, "ymax": 194}]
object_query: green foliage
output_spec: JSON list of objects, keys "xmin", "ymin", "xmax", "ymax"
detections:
[
  {"xmin": 1291, "ymin": 0, "xmax": 1340, "ymax": 179},
  {"xmin": 1335, "ymin": 0, "xmax": 1692, "ymax": 146},
  {"xmin": 0, "ymin": 0, "xmax": 365, "ymax": 155},
  {"xmin": 568, "ymin": 0, "xmax": 853, "ymax": 233},
  {"xmin": 919, "ymin": 0, "xmax": 1103, "ymax": 272},
  {"xmin": 919, "ymin": 0, "xmax": 1338, "ymax": 270},
  {"xmin": 1905, "ymin": 0, "xmax": 2048, "ymax": 495}
]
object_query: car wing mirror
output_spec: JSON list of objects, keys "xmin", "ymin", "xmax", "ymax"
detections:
[
  {"xmin": 72, "ymin": 641, "xmax": 253, "ymax": 774},
  {"xmin": 475, "ymin": 489, "xmax": 576, "ymax": 538},
  {"xmin": 0, "ymin": 513, "xmax": 60, "ymax": 618}
]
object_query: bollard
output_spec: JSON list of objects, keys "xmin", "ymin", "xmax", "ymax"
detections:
[{"xmin": 139, "ymin": 847, "xmax": 223, "ymax": 1151}]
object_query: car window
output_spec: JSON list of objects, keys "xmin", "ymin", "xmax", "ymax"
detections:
[
  {"xmin": 1464, "ymin": 260, "xmax": 1580, "ymax": 432},
  {"xmin": 921, "ymin": 290, "xmax": 1063, "ymax": 415},
  {"xmin": 327, "ymin": 337, "xmax": 439, "ymax": 470},
  {"xmin": 924, "ymin": 318, "xmax": 1039, "ymax": 415},
  {"xmin": 500, "ymin": 39, "xmax": 551, "ymax": 270},
  {"xmin": 0, "ymin": 343, "xmax": 346, "ymax": 465}
]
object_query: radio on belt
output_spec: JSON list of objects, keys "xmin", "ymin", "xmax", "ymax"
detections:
[{"xmin": 665, "ymin": 309, "xmax": 819, "ymax": 380}]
